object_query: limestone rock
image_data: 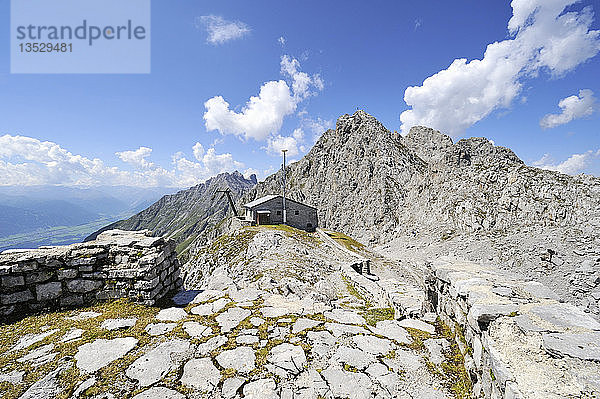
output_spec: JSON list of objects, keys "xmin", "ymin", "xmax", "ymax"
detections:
[
  {"xmin": 216, "ymin": 307, "xmax": 251, "ymax": 332},
  {"xmin": 126, "ymin": 339, "xmax": 190, "ymax": 387},
  {"xmin": 155, "ymin": 307, "xmax": 188, "ymax": 322},
  {"xmin": 75, "ymin": 337, "xmax": 138, "ymax": 373},
  {"xmin": 100, "ymin": 318, "xmax": 137, "ymax": 330},
  {"xmin": 132, "ymin": 387, "xmax": 185, "ymax": 399},
  {"xmin": 181, "ymin": 357, "xmax": 220, "ymax": 391},
  {"xmin": 216, "ymin": 346, "xmax": 255, "ymax": 373},
  {"xmin": 267, "ymin": 343, "xmax": 307, "ymax": 376},
  {"xmin": 243, "ymin": 378, "xmax": 278, "ymax": 399}
]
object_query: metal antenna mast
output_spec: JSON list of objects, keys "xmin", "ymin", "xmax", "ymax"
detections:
[
  {"xmin": 213, "ymin": 189, "xmax": 238, "ymax": 217},
  {"xmin": 281, "ymin": 149, "xmax": 287, "ymax": 224}
]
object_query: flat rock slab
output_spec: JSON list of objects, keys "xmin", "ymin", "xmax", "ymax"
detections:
[
  {"xmin": 192, "ymin": 289, "xmax": 225, "ymax": 304},
  {"xmin": 250, "ymin": 317, "xmax": 265, "ymax": 326},
  {"xmin": 0, "ymin": 370, "xmax": 25, "ymax": 384},
  {"xmin": 424, "ymin": 339, "xmax": 450, "ymax": 365},
  {"xmin": 292, "ymin": 318, "xmax": 322, "ymax": 334},
  {"xmin": 145, "ymin": 323, "xmax": 176, "ymax": 336},
  {"xmin": 196, "ymin": 335, "xmax": 227, "ymax": 356},
  {"xmin": 267, "ymin": 343, "xmax": 307, "ymax": 376},
  {"xmin": 156, "ymin": 307, "xmax": 188, "ymax": 322},
  {"xmin": 398, "ymin": 318, "xmax": 435, "ymax": 335},
  {"xmin": 191, "ymin": 298, "xmax": 230, "ymax": 315},
  {"xmin": 75, "ymin": 337, "xmax": 138, "ymax": 373},
  {"xmin": 126, "ymin": 339, "xmax": 190, "ymax": 387},
  {"xmin": 216, "ymin": 346, "xmax": 256, "ymax": 373},
  {"xmin": 181, "ymin": 357, "xmax": 220, "ymax": 391},
  {"xmin": 229, "ymin": 287, "xmax": 265, "ymax": 302},
  {"xmin": 332, "ymin": 346, "xmax": 376, "ymax": 369},
  {"xmin": 183, "ymin": 321, "xmax": 212, "ymax": 338},
  {"xmin": 222, "ymin": 377, "xmax": 244, "ymax": 398},
  {"xmin": 216, "ymin": 307, "xmax": 251, "ymax": 332},
  {"xmin": 261, "ymin": 306, "xmax": 291, "ymax": 318},
  {"xmin": 243, "ymin": 378, "xmax": 278, "ymax": 399},
  {"xmin": 61, "ymin": 328, "xmax": 84, "ymax": 343},
  {"xmin": 18, "ymin": 344, "xmax": 56, "ymax": 366},
  {"xmin": 11, "ymin": 329, "xmax": 59, "ymax": 352},
  {"xmin": 322, "ymin": 366, "xmax": 372, "ymax": 399},
  {"xmin": 132, "ymin": 387, "xmax": 185, "ymax": 399},
  {"xmin": 529, "ymin": 303, "xmax": 600, "ymax": 331},
  {"xmin": 352, "ymin": 335, "xmax": 393, "ymax": 355},
  {"xmin": 101, "ymin": 318, "xmax": 137, "ymax": 330},
  {"xmin": 368, "ymin": 320, "xmax": 411, "ymax": 344},
  {"xmin": 325, "ymin": 322, "xmax": 368, "ymax": 337},
  {"xmin": 542, "ymin": 332, "xmax": 600, "ymax": 361},
  {"xmin": 324, "ymin": 309, "xmax": 366, "ymax": 325},
  {"xmin": 18, "ymin": 365, "xmax": 66, "ymax": 399}
]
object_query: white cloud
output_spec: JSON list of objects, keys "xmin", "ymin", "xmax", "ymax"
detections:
[
  {"xmin": 414, "ymin": 19, "xmax": 422, "ymax": 30},
  {"xmin": 204, "ymin": 55, "xmax": 324, "ymax": 141},
  {"xmin": 540, "ymin": 89, "xmax": 597, "ymax": 128},
  {"xmin": 116, "ymin": 146, "xmax": 154, "ymax": 169},
  {"xmin": 196, "ymin": 15, "xmax": 250, "ymax": 45},
  {"xmin": 265, "ymin": 134, "xmax": 300, "ymax": 157},
  {"xmin": 0, "ymin": 135, "xmax": 245, "ymax": 187},
  {"xmin": 278, "ymin": 36, "xmax": 286, "ymax": 46},
  {"xmin": 400, "ymin": 0, "xmax": 600, "ymax": 137},
  {"xmin": 532, "ymin": 149, "xmax": 599, "ymax": 174}
]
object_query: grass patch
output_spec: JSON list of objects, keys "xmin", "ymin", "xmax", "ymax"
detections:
[
  {"xmin": 360, "ymin": 307, "xmax": 394, "ymax": 327},
  {"xmin": 324, "ymin": 230, "xmax": 365, "ymax": 252}
]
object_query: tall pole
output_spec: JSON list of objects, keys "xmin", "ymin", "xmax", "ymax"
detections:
[{"xmin": 282, "ymin": 149, "xmax": 287, "ymax": 224}]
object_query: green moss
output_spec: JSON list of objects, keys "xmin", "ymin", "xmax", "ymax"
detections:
[
  {"xmin": 437, "ymin": 320, "xmax": 474, "ymax": 399},
  {"xmin": 360, "ymin": 307, "xmax": 394, "ymax": 327},
  {"xmin": 324, "ymin": 230, "xmax": 365, "ymax": 252}
]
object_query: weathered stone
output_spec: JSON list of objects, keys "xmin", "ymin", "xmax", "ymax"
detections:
[
  {"xmin": 2, "ymin": 274, "xmax": 24, "ymax": 287},
  {"xmin": 542, "ymin": 332, "xmax": 600, "ymax": 361},
  {"xmin": 324, "ymin": 308, "xmax": 366, "ymax": 325},
  {"xmin": 468, "ymin": 303, "xmax": 519, "ymax": 330},
  {"xmin": 216, "ymin": 346, "xmax": 255, "ymax": 372},
  {"xmin": 267, "ymin": 343, "xmax": 307, "ymax": 376},
  {"xmin": 368, "ymin": 320, "xmax": 411, "ymax": 344},
  {"xmin": 101, "ymin": 318, "xmax": 137, "ymax": 330},
  {"xmin": 155, "ymin": 307, "xmax": 188, "ymax": 321},
  {"xmin": 0, "ymin": 370, "xmax": 25, "ymax": 384},
  {"xmin": 398, "ymin": 318, "xmax": 436, "ymax": 335},
  {"xmin": 132, "ymin": 387, "xmax": 185, "ymax": 399},
  {"xmin": 191, "ymin": 297, "xmax": 230, "ymax": 315},
  {"xmin": 325, "ymin": 322, "xmax": 368, "ymax": 337},
  {"xmin": 1, "ymin": 289, "xmax": 33, "ymax": 304},
  {"xmin": 237, "ymin": 334, "xmax": 259, "ymax": 344},
  {"xmin": 75, "ymin": 337, "xmax": 138, "ymax": 373},
  {"xmin": 321, "ymin": 366, "xmax": 372, "ymax": 399},
  {"xmin": 216, "ymin": 307, "xmax": 251, "ymax": 332},
  {"xmin": 260, "ymin": 306, "xmax": 290, "ymax": 318},
  {"xmin": 292, "ymin": 317, "xmax": 322, "ymax": 333},
  {"xmin": 57, "ymin": 269, "xmax": 78, "ymax": 280},
  {"xmin": 332, "ymin": 346, "xmax": 376, "ymax": 369},
  {"xmin": 424, "ymin": 338, "xmax": 450, "ymax": 365},
  {"xmin": 181, "ymin": 357, "xmax": 220, "ymax": 391},
  {"xmin": 243, "ymin": 378, "xmax": 278, "ymax": 399},
  {"xmin": 36, "ymin": 282, "xmax": 62, "ymax": 301},
  {"xmin": 72, "ymin": 377, "xmax": 96, "ymax": 398},
  {"xmin": 196, "ymin": 335, "xmax": 227, "ymax": 356},
  {"xmin": 229, "ymin": 287, "xmax": 265, "ymax": 302},
  {"xmin": 250, "ymin": 316, "xmax": 265, "ymax": 326},
  {"xmin": 183, "ymin": 321, "xmax": 211, "ymax": 338},
  {"xmin": 126, "ymin": 339, "xmax": 190, "ymax": 387},
  {"xmin": 222, "ymin": 377, "xmax": 244, "ymax": 398},
  {"xmin": 191, "ymin": 289, "xmax": 224, "ymax": 303},
  {"xmin": 11, "ymin": 329, "xmax": 59, "ymax": 352},
  {"xmin": 61, "ymin": 328, "xmax": 84, "ymax": 343},
  {"xmin": 25, "ymin": 270, "xmax": 53, "ymax": 284},
  {"xmin": 145, "ymin": 323, "xmax": 176, "ymax": 336},
  {"xmin": 60, "ymin": 295, "xmax": 84, "ymax": 307},
  {"xmin": 352, "ymin": 334, "xmax": 393, "ymax": 355},
  {"xmin": 66, "ymin": 279, "xmax": 103, "ymax": 293},
  {"xmin": 18, "ymin": 365, "xmax": 66, "ymax": 399},
  {"xmin": 18, "ymin": 344, "xmax": 56, "ymax": 366},
  {"xmin": 529, "ymin": 303, "xmax": 600, "ymax": 331}
]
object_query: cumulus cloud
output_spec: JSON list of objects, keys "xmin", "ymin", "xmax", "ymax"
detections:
[
  {"xmin": 278, "ymin": 36, "xmax": 286, "ymax": 46},
  {"xmin": 204, "ymin": 55, "xmax": 324, "ymax": 141},
  {"xmin": 0, "ymin": 135, "xmax": 244, "ymax": 187},
  {"xmin": 540, "ymin": 89, "xmax": 597, "ymax": 128},
  {"xmin": 533, "ymin": 149, "xmax": 600, "ymax": 174},
  {"xmin": 265, "ymin": 134, "xmax": 301, "ymax": 157},
  {"xmin": 400, "ymin": 0, "xmax": 600, "ymax": 137},
  {"xmin": 196, "ymin": 15, "xmax": 250, "ymax": 45}
]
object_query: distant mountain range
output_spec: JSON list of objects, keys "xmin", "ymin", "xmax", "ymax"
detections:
[{"xmin": 0, "ymin": 185, "xmax": 175, "ymax": 250}]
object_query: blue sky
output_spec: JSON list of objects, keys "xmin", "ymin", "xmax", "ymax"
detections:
[{"xmin": 0, "ymin": 0, "xmax": 599, "ymax": 187}]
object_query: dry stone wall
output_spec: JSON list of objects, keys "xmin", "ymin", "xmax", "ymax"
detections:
[
  {"xmin": 428, "ymin": 257, "xmax": 600, "ymax": 398},
  {"xmin": 0, "ymin": 229, "xmax": 182, "ymax": 321}
]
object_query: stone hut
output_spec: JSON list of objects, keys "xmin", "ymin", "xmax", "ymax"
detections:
[{"xmin": 243, "ymin": 195, "xmax": 318, "ymax": 232}]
